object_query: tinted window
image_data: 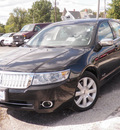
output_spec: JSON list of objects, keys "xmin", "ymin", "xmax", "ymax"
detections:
[
  {"xmin": 98, "ymin": 22, "xmax": 113, "ymax": 41},
  {"xmin": 110, "ymin": 21, "xmax": 120, "ymax": 38},
  {"xmin": 34, "ymin": 25, "xmax": 41, "ymax": 32}
]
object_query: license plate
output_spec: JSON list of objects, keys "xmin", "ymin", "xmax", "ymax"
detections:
[{"xmin": 0, "ymin": 90, "xmax": 5, "ymax": 101}]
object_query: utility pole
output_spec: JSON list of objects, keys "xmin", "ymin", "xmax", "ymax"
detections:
[
  {"xmin": 54, "ymin": 0, "xmax": 57, "ymax": 22},
  {"xmin": 104, "ymin": 0, "xmax": 106, "ymax": 18},
  {"xmin": 97, "ymin": 0, "xmax": 100, "ymax": 19}
]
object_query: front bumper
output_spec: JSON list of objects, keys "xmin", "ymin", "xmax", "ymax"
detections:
[
  {"xmin": 13, "ymin": 41, "xmax": 24, "ymax": 46},
  {"xmin": 0, "ymin": 80, "xmax": 77, "ymax": 113},
  {"xmin": 3, "ymin": 42, "xmax": 12, "ymax": 46}
]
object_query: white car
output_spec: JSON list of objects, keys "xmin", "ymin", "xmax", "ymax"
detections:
[
  {"xmin": 3, "ymin": 37, "xmax": 14, "ymax": 46},
  {"xmin": 0, "ymin": 33, "xmax": 14, "ymax": 46}
]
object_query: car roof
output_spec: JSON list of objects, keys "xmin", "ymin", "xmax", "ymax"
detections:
[{"xmin": 49, "ymin": 18, "xmax": 113, "ymax": 26}]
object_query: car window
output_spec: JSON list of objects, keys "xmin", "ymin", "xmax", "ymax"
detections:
[
  {"xmin": 110, "ymin": 21, "xmax": 120, "ymax": 38},
  {"xmin": 34, "ymin": 25, "xmax": 41, "ymax": 32},
  {"xmin": 98, "ymin": 21, "xmax": 113, "ymax": 42}
]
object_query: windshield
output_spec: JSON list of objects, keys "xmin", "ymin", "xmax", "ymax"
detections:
[
  {"xmin": 26, "ymin": 23, "xmax": 95, "ymax": 47},
  {"xmin": 20, "ymin": 24, "xmax": 35, "ymax": 32}
]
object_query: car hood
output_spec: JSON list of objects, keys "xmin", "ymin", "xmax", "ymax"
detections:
[
  {"xmin": 0, "ymin": 47, "xmax": 86, "ymax": 73},
  {"xmin": 14, "ymin": 31, "xmax": 31, "ymax": 36},
  {"xmin": 4, "ymin": 37, "xmax": 13, "ymax": 41}
]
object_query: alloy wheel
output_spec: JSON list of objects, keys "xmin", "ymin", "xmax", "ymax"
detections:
[{"xmin": 74, "ymin": 77, "xmax": 97, "ymax": 108}]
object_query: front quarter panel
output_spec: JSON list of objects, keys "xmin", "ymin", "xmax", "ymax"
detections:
[{"xmin": 68, "ymin": 48, "xmax": 99, "ymax": 79}]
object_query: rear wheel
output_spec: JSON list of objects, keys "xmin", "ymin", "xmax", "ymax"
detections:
[{"xmin": 72, "ymin": 71, "xmax": 99, "ymax": 112}]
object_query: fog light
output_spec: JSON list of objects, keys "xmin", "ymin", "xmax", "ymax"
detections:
[{"xmin": 41, "ymin": 101, "xmax": 53, "ymax": 108}]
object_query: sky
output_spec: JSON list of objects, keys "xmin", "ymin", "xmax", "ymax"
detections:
[{"xmin": 0, "ymin": 0, "xmax": 112, "ymax": 25}]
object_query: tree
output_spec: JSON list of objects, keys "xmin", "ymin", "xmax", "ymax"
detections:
[
  {"xmin": 5, "ymin": 8, "xmax": 28, "ymax": 32},
  {"xmin": 5, "ymin": 13, "xmax": 15, "ymax": 32},
  {"xmin": 99, "ymin": 12, "xmax": 104, "ymax": 18},
  {"xmin": 5, "ymin": 24, "xmax": 14, "ymax": 33},
  {"xmin": 27, "ymin": 9, "xmax": 34, "ymax": 24},
  {"xmin": 107, "ymin": 0, "xmax": 120, "ymax": 19},
  {"xmin": 0, "ymin": 23, "xmax": 5, "ymax": 33},
  {"xmin": 27, "ymin": 0, "xmax": 52, "ymax": 23},
  {"xmin": 80, "ymin": 9, "xmax": 93, "ymax": 13},
  {"xmin": 50, "ymin": 7, "xmax": 61, "ymax": 22},
  {"xmin": 13, "ymin": 8, "xmax": 28, "ymax": 31}
]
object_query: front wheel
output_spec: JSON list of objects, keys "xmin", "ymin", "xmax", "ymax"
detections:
[
  {"xmin": 0, "ymin": 40, "xmax": 4, "ymax": 46},
  {"xmin": 72, "ymin": 71, "xmax": 99, "ymax": 112}
]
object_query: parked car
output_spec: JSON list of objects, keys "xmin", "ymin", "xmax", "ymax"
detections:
[
  {"xmin": 13, "ymin": 23, "xmax": 50, "ymax": 46},
  {"xmin": 3, "ymin": 34, "xmax": 15, "ymax": 46},
  {"xmin": 0, "ymin": 19, "xmax": 120, "ymax": 113},
  {"xmin": 0, "ymin": 33, "xmax": 14, "ymax": 46}
]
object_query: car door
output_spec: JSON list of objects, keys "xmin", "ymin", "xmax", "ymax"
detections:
[
  {"xmin": 109, "ymin": 20, "xmax": 120, "ymax": 65},
  {"xmin": 95, "ymin": 21, "xmax": 119, "ymax": 81}
]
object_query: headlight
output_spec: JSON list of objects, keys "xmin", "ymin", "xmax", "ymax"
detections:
[{"xmin": 32, "ymin": 69, "xmax": 70, "ymax": 85}]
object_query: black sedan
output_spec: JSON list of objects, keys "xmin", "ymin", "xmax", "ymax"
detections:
[{"xmin": 0, "ymin": 18, "xmax": 120, "ymax": 113}]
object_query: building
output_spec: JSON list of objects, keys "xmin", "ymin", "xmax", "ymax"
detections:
[{"xmin": 61, "ymin": 8, "xmax": 96, "ymax": 21}]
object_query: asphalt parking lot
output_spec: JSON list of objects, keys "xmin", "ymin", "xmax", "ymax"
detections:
[{"xmin": 1, "ymin": 47, "xmax": 120, "ymax": 130}]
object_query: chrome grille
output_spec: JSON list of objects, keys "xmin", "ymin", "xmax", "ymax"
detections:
[
  {"xmin": 0, "ymin": 71, "xmax": 34, "ymax": 89},
  {"xmin": 13, "ymin": 35, "xmax": 24, "ymax": 42}
]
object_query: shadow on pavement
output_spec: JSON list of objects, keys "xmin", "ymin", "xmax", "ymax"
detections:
[
  {"xmin": 7, "ymin": 73, "xmax": 120, "ymax": 126},
  {"xmin": 7, "ymin": 108, "xmax": 73, "ymax": 126}
]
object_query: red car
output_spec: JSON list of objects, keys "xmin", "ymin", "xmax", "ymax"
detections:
[{"xmin": 13, "ymin": 23, "xmax": 50, "ymax": 46}]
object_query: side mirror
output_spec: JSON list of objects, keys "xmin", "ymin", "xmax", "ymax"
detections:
[
  {"xmin": 93, "ymin": 38, "xmax": 114, "ymax": 52},
  {"xmin": 99, "ymin": 38, "xmax": 114, "ymax": 47}
]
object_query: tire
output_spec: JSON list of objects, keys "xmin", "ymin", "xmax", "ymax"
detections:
[
  {"xmin": 0, "ymin": 40, "xmax": 4, "ymax": 46},
  {"xmin": 16, "ymin": 44, "xmax": 21, "ymax": 47},
  {"xmin": 72, "ymin": 71, "xmax": 99, "ymax": 112}
]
